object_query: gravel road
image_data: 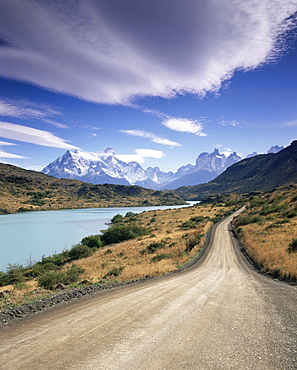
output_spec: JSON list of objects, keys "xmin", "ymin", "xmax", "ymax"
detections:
[{"xmin": 1, "ymin": 208, "xmax": 296, "ymax": 369}]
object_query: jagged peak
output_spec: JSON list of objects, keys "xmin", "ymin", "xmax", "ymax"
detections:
[
  {"xmin": 103, "ymin": 146, "xmax": 115, "ymax": 155},
  {"xmin": 267, "ymin": 145, "xmax": 284, "ymax": 154}
]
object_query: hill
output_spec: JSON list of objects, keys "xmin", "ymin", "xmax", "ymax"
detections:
[
  {"xmin": 176, "ymin": 140, "xmax": 297, "ymax": 200},
  {"xmin": 0, "ymin": 163, "xmax": 186, "ymax": 214}
]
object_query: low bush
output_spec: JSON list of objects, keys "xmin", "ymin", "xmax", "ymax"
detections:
[
  {"xmin": 111, "ymin": 214, "xmax": 124, "ymax": 223},
  {"xmin": 184, "ymin": 234, "xmax": 202, "ymax": 253},
  {"xmin": 0, "ymin": 264, "xmax": 28, "ymax": 286},
  {"xmin": 105, "ymin": 266, "xmax": 124, "ymax": 277},
  {"xmin": 39, "ymin": 250, "xmax": 70, "ymax": 267},
  {"xmin": 179, "ymin": 216, "xmax": 204, "ymax": 230},
  {"xmin": 81, "ymin": 234, "xmax": 103, "ymax": 249},
  {"xmin": 233, "ymin": 215, "xmax": 263, "ymax": 227},
  {"xmin": 101, "ymin": 224, "xmax": 149, "ymax": 245},
  {"xmin": 151, "ymin": 254, "xmax": 173, "ymax": 262},
  {"xmin": 69, "ymin": 244, "xmax": 93, "ymax": 260},
  {"xmin": 37, "ymin": 265, "xmax": 85, "ymax": 290},
  {"xmin": 288, "ymin": 238, "xmax": 297, "ymax": 253},
  {"xmin": 30, "ymin": 262, "xmax": 61, "ymax": 277},
  {"xmin": 140, "ymin": 241, "xmax": 166, "ymax": 254}
]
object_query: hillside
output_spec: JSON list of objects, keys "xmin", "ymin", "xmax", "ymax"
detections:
[
  {"xmin": 0, "ymin": 163, "xmax": 186, "ymax": 214},
  {"xmin": 176, "ymin": 140, "xmax": 297, "ymax": 200}
]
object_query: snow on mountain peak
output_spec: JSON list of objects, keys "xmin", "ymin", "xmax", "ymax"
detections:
[
  {"xmin": 103, "ymin": 146, "xmax": 115, "ymax": 155},
  {"xmin": 42, "ymin": 144, "xmax": 284, "ymax": 190}
]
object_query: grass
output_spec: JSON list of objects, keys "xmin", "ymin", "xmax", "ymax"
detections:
[
  {"xmin": 2, "ymin": 186, "xmax": 297, "ymax": 311},
  {"xmin": 1, "ymin": 202, "xmax": 226, "ymax": 310},
  {"xmin": 233, "ymin": 186, "xmax": 297, "ymax": 281}
]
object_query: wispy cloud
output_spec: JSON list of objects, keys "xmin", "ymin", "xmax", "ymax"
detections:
[
  {"xmin": 218, "ymin": 117, "xmax": 240, "ymax": 127},
  {"xmin": 0, "ymin": 99, "xmax": 69, "ymax": 128},
  {"xmin": 116, "ymin": 149, "xmax": 165, "ymax": 164},
  {"xmin": 0, "ymin": 140, "xmax": 28, "ymax": 159},
  {"xmin": 0, "ymin": 149, "xmax": 28, "ymax": 159},
  {"xmin": 120, "ymin": 129, "xmax": 181, "ymax": 147},
  {"xmin": 0, "ymin": 121, "xmax": 79, "ymax": 150},
  {"xmin": 280, "ymin": 119, "xmax": 297, "ymax": 127},
  {"xmin": 162, "ymin": 118, "xmax": 206, "ymax": 136},
  {"xmin": 0, "ymin": 1, "xmax": 295, "ymax": 105}
]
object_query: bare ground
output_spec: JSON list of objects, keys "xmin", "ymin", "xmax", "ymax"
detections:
[{"xmin": 1, "ymin": 208, "xmax": 296, "ymax": 369}]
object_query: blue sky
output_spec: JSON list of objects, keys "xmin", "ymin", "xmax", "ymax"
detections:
[{"xmin": 0, "ymin": 0, "xmax": 296, "ymax": 172}]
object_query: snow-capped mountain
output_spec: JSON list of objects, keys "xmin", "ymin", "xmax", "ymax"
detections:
[
  {"xmin": 267, "ymin": 145, "xmax": 284, "ymax": 154},
  {"xmin": 42, "ymin": 145, "xmax": 285, "ymax": 190},
  {"xmin": 42, "ymin": 147, "xmax": 147, "ymax": 186},
  {"xmin": 162, "ymin": 149, "xmax": 242, "ymax": 189},
  {"xmin": 246, "ymin": 145, "xmax": 284, "ymax": 158}
]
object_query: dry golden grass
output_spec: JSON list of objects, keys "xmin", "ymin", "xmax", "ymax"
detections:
[
  {"xmin": 72, "ymin": 205, "xmax": 215, "ymax": 283},
  {"xmin": 233, "ymin": 186, "xmax": 297, "ymax": 280},
  {"xmin": 0, "ymin": 203, "xmax": 224, "ymax": 310}
]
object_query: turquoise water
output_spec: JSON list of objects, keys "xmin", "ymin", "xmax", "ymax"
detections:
[{"xmin": 0, "ymin": 203, "xmax": 196, "ymax": 272}]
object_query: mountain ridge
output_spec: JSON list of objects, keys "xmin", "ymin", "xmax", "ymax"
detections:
[
  {"xmin": 175, "ymin": 141, "xmax": 297, "ymax": 200},
  {"xmin": 42, "ymin": 145, "xmax": 283, "ymax": 189}
]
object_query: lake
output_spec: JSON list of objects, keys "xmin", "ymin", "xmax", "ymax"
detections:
[{"xmin": 0, "ymin": 202, "xmax": 197, "ymax": 272}]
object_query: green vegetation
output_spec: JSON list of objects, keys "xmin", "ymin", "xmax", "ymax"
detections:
[
  {"xmin": 100, "ymin": 224, "xmax": 149, "ymax": 245},
  {"xmin": 140, "ymin": 241, "xmax": 166, "ymax": 255},
  {"xmin": 179, "ymin": 216, "xmax": 205, "ymax": 229},
  {"xmin": 37, "ymin": 265, "xmax": 85, "ymax": 290},
  {"xmin": 151, "ymin": 254, "xmax": 173, "ymax": 262},
  {"xmin": 288, "ymin": 238, "xmax": 297, "ymax": 253}
]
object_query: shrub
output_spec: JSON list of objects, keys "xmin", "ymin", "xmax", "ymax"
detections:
[
  {"xmin": 37, "ymin": 265, "xmax": 85, "ymax": 290},
  {"xmin": 81, "ymin": 235, "xmax": 103, "ymax": 249},
  {"xmin": 111, "ymin": 214, "xmax": 124, "ymax": 223},
  {"xmin": 31, "ymin": 262, "xmax": 61, "ymax": 277},
  {"xmin": 179, "ymin": 216, "xmax": 204, "ymax": 230},
  {"xmin": 140, "ymin": 241, "xmax": 166, "ymax": 254},
  {"xmin": 39, "ymin": 250, "xmax": 70, "ymax": 267},
  {"xmin": 151, "ymin": 254, "xmax": 173, "ymax": 262},
  {"xmin": 288, "ymin": 238, "xmax": 297, "ymax": 253},
  {"xmin": 101, "ymin": 224, "xmax": 149, "ymax": 245},
  {"xmin": 105, "ymin": 267, "xmax": 124, "ymax": 277},
  {"xmin": 125, "ymin": 212, "xmax": 136, "ymax": 218},
  {"xmin": 184, "ymin": 234, "xmax": 202, "ymax": 253},
  {"xmin": 233, "ymin": 215, "xmax": 263, "ymax": 227},
  {"xmin": 69, "ymin": 244, "xmax": 93, "ymax": 260},
  {"xmin": 0, "ymin": 264, "xmax": 28, "ymax": 285}
]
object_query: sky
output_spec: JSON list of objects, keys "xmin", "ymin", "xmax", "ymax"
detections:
[{"xmin": 0, "ymin": 0, "xmax": 296, "ymax": 173}]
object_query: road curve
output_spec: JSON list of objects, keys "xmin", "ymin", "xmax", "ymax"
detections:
[{"xmin": 1, "ymin": 209, "xmax": 296, "ymax": 369}]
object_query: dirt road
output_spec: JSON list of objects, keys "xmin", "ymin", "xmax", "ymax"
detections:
[{"xmin": 1, "ymin": 209, "xmax": 296, "ymax": 369}]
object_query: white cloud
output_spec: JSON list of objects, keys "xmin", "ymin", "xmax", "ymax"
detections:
[
  {"xmin": 281, "ymin": 119, "xmax": 297, "ymax": 127},
  {"xmin": 0, "ymin": 139, "xmax": 29, "ymax": 158},
  {"xmin": 0, "ymin": 149, "xmax": 28, "ymax": 159},
  {"xmin": 0, "ymin": 121, "xmax": 80, "ymax": 150},
  {"xmin": 162, "ymin": 118, "xmax": 206, "ymax": 136},
  {"xmin": 116, "ymin": 149, "xmax": 165, "ymax": 164},
  {"xmin": 218, "ymin": 117, "xmax": 240, "ymax": 127},
  {"xmin": 0, "ymin": 0, "xmax": 295, "ymax": 105},
  {"xmin": 0, "ymin": 99, "xmax": 69, "ymax": 128},
  {"xmin": 120, "ymin": 129, "xmax": 181, "ymax": 147}
]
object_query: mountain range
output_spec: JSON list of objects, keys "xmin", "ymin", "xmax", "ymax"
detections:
[
  {"xmin": 0, "ymin": 162, "xmax": 185, "ymax": 214},
  {"xmin": 175, "ymin": 140, "xmax": 297, "ymax": 200},
  {"xmin": 42, "ymin": 145, "xmax": 284, "ymax": 189}
]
